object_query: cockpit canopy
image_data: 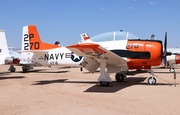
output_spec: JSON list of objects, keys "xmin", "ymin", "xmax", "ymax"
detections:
[{"xmin": 90, "ymin": 31, "xmax": 139, "ymax": 42}]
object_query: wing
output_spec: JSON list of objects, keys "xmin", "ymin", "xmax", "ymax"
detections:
[
  {"xmin": 18, "ymin": 50, "xmax": 49, "ymax": 66},
  {"xmin": 66, "ymin": 43, "xmax": 128, "ymax": 73}
]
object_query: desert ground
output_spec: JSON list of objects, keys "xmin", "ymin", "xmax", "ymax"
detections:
[{"xmin": 0, "ymin": 65, "xmax": 180, "ymax": 115}]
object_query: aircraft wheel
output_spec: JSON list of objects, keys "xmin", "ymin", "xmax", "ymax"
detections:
[
  {"xmin": 115, "ymin": 72, "xmax": 126, "ymax": 82},
  {"xmin": 8, "ymin": 65, "xmax": 16, "ymax": 72},
  {"xmin": 22, "ymin": 69, "xmax": 28, "ymax": 73},
  {"xmin": 100, "ymin": 81, "xmax": 110, "ymax": 86},
  {"xmin": 169, "ymin": 68, "xmax": 175, "ymax": 73},
  {"xmin": 148, "ymin": 77, "xmax": 156, "ymax": 85}
]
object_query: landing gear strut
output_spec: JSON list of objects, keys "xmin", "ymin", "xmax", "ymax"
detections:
[
  {"xmin": 147, "ymin": 70, "xmax": 156, "ymax": 85},
  {"xmin": 98, "ymin": 62, "xmax": 111, "ymax": 86}
]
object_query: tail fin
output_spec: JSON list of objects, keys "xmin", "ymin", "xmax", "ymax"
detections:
[
  {"xmin": 80, "ymin": 33, "xmax": 90, "ymax": 42},
  {"xmin": 0, "ymin": 30, "xmax": 20, "ymax": 65},
  {"xmin": 21, "ymin": 25, "xmax": 61, "ymax": 51},
  {"xmin": 0, "ymin": 30, "xmax": 10, "ymax": 58}
]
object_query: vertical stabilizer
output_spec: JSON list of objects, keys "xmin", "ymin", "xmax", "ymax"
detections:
[
  {"xmin": 80, "ymin": 33, "xmax": 90, "ymax": 42},
  {"xmin": 0, "ymin": 30, "xmax": 11, "ymax": 64},
  {"xmin": 21, "ymin": 25, "xmax": 60, "ymax": 51},
  {"xmin": 0, "ymin": 30, "xmax": 10, "ymax": 57}
]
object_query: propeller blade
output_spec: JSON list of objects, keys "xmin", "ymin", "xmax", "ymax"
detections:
[
  {"xmin": 164, "ymin": 31, "xmax": 167, "ymax": 53},
  {"xmin": 164, "ymin": 57, "xmax": 167, "ymax": 68}
]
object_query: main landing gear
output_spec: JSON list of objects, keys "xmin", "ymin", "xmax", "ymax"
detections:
[
  {"xmin": 8, "ymin": 65, "xmax": 16, "ymax": 72},
  {"xmin": 98, "ymin": 62, "xmax": 112, "ymax": 86},
  {"xmin": 22, "ymin": 66, "xmax": 33, "ymax": 73},
  {"xmin": 98, "ymin": 65, "xmax": 157, "ymax": 86},
  {"xmin": 8, "ymin": 65, "xmax": 32, "ymax": 73},
  {"xmin": 98, "ymin": 61, "xmax": 127, "ymax": 86},
  {"xmin": 115, "ymin": 70, "xmax": 157, "ymax": 85}
]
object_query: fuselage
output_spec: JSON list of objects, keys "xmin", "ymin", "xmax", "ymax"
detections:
[
  {"xmin": 88, "ymin": 31, "xmax": 163, "ymax": 70},
  {"xmin": 31, "ymin": 47, "xmax": 83, "ymax": 67},
  {"xmin": 95, "ymin": 39, "xmax": 162, "ymax": 70}
]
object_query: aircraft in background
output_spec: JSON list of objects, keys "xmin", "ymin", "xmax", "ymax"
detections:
[
  {"xmin": 8, "ymin": 49, "xmax": 35, "ymax": 72},
  {"xmin": 16, "ymin": 25, "xmax": 83, "ymax": 72},
  {"xmin": 167, "ymin": 48, "xmax": 180, "ymax": 54},
  {"xmin": 0, "ymin": 30, "xmax": 20, "ymax": 66},
  {"xmin": 0, "ymin": 30, "xmax": 36, "ymax": 72},
  {"xmin": 66, "ymin": 31, "xmax": 176, "ymax": 86}
]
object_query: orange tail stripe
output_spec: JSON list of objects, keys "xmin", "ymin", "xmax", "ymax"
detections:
[{"xmin": 28, "ymin": 25, "xmax": 61, "ymax": 50}]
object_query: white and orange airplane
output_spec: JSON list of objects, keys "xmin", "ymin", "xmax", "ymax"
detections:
[
  {"xmin": 0, "ymin": 30, "xmax": 20, "ymax": 66},
  {"xmin": 66, "ymin": 31, "xmax": 179, "ymax": 86},
  {"xmin": 17, "ymin": 25, "xmax": 83, "ymax": 72}
]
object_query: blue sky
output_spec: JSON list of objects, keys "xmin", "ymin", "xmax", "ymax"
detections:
[{"xmin": 0, "ymin": 0, "xmax": 180, "ymax": 48}]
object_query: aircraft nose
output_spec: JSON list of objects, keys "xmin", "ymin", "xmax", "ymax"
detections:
[{"xmin": 175, "ymin": 55, "xmax": 180, "ymax": 64}]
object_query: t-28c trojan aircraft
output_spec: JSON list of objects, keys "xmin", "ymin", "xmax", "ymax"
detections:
[
  {"xmin": 0, "ymin": 30, "xmax": 20, "ymax": 66},
  {"xmin": 18, "ymin": 25, "xmax": 83, "ymax": 72},
  {"xmin": 66, "ymin": 31, "xmax": 173, "ymax": 86}
]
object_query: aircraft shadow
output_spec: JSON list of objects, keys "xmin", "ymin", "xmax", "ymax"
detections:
[
  {"xmin": 153, "ymin": 71, "xmax": 173, "ymax": 74},
  {"xmin": 127, "ymin": 70, "xmax": 148, "ymax": 75},
  {"xmin": 16, "ymin": 69, "xmax": 47, "ymax": 73},
  {"xmin": 84, "ymin": 77, "xmax": 174, "ymax": 93},
  {"xmin": 32, "ymin": 76, "xmax": 174, "ymax": 93},
  {"xmin": 0, "ymin": 76, "xmax": 25, "ymax": 80},
  {"xmin": 84, "ymin": 77, "xmax": 147, "ymax": 93},
  {"xmin": 32, "ymin": 70, "xmax": 69, "ymax": 73},
  {"xmin": 31, "ymin": 76, "xmax": 175, "ymax": 93},
  {"xmin": 0, "ymin": 72, "xmax": 10, "ymax": 76},
  {"xmin": 17, "ymin": 69, "xmax": 69, "ymax": 74},
  {"xmin": 82, "ymin": 70, "xmax": 100, "ymax": 74},
  {"xmin": 32, "ymin": 79, "xmax": 98, "ymax": 85},
  {"xmin": 82, "ymin": 70, "xmax": 172, "ymax": 75}
]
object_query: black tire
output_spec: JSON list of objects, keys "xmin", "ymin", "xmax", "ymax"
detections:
[
  {"xmin": 10, "ymin": 70, "xmax": 15, "ymax": 72},
  {"xmin": 148, "ymin": 77, "xmax": 156, "ymax": 85},
  {"xmin": 115, "ymin": 73, "xmax": 126, "ymax": 82},
  {"xmin": 9, "ymin": 65, "xmax": 16, "ymax": 72},
  {"xmin": 100, "ymin": 81, "xmax": 110, "ymax": 86},
  {"xmin": 22, "ymin": 69, "xmax": 28, "ymax": 73}
]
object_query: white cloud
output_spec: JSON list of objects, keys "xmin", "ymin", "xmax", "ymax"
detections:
[
  {"xmin": 129, "ymin": 6, "xmax": 136, "ymax": 9},
  {"xmin": 149, "ymin": 2, "xmax": 156, "ymax": 5},
  {"xmin": 100, "ymin": 8, "xmax": 104, "ymax": 10},
  {"xmin": 143, "ymin": 13, "xmax": 156, "ymax": 16},
  {"xmin": 174, "ymin": 0, "xmax": 179, "ymax": 2}
]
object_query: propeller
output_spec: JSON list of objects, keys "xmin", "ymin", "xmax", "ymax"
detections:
[{"xmin": 162, "ymin": 31, "xmax": 172, "ymax": 67}]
